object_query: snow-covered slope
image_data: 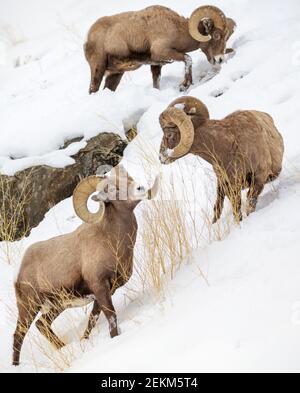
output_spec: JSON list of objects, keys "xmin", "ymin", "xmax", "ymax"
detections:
[{"xmin": 1, "ymin": 0, "xmax": 300, "ymax": 373}]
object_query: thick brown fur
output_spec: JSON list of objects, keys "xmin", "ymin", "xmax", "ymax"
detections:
[
  {"xmin": 160, "ymin": 103, "xmax": 284, "ymax": 222},
  {"xmin": 85, "ymin": 5, "xmax": 236, "ymax": 93},
  {"xmin": 12, "ymin": 169, "xmax": 150, "ymax": 366}
]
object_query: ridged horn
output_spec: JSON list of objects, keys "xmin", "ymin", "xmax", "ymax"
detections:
[
  {"xmin": 159, "ymin": 107, "xmax": 194, "ymax": 159},
  {"xmin": 169, "ymin": 96, "xmax": 210, "ymax": 119},
  {"xmin": 73, "ymin": 176, "xmax": 105, "ymax": 224},
  {"xmin": 189, "ymin": 6, "xmax": 227, "ymax": 43}
]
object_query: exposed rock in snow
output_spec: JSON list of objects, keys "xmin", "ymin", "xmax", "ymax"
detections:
[{"xmin": 0, "ymin": 133, "xmax": 126, "ymax": 241}]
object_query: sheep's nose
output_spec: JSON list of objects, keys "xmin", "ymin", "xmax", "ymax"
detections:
[
  {"xmin": 214, "ymin": 55, "xmax": 225, "ymax": 65},
  {"xmin": 159, "ymin": 153, "xmax": 166, "ymax": 164}
]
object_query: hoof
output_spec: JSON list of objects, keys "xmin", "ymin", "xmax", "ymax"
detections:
[
  {"xmin": 246, "ymin": 207, "xmax": 255, "ymax": 216},
  {"xmin": 179, "ymin": 83, "xmax": 190, "ymax": 92},
  {"xmin": 110, "ymin": 327, "xmax": 120, "ymax": 339}
]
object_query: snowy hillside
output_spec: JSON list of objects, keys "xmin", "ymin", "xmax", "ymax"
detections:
[{"xmin": 1, "ymin": 0, "xmax": 300, "ymax": 373}]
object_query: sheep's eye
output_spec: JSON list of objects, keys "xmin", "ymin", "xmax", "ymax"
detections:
[{"xmin": 213, "ymin": 32, "xmax": 221, "ymax": 40}]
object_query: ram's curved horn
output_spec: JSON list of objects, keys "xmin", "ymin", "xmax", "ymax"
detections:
[
  {"xmin": 73, "ymin": 176, "xmax": 106, "ymax": 223},
  {"xmin": 189, "ymin": 6, "xmax": 227, "ymax": 43},
  {"xmin": 169, "ymin": 96, "xmax": 210, "ymax": 119},
  {"xmin": 159, "ymin": 107, "xmax": 194, "ymax": 159}
]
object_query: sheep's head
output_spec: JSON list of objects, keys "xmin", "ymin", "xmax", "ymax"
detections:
[
  {"xmin": 73, "ymin": 165, "xmax": 160, "ymax": 223},
  {"xmin": 159, "ymin": 96, "xmax": 210, "ymax": 165},
  {"xmin": 189, "ymin": 6, "xmax": 236, "ymax": 65}
]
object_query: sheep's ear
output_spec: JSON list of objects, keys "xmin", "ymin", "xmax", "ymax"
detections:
[
  {"xmin": 201, "ymin": 18, "xmax": 214, "ymax": 35},
  {"xmin": 92, "ymin": 191, "xmax": 109, "ymax": 203},
  {"xmin": 96, "ymin": 164, "xmax": 112, "ymax": 178},
  {"xmin": 189, "ymin": 107, "xmax": 197, "ymax": 115},
  {"xmin": 115, "ymin": 164, "xmax": 129, "ymax": 178}
]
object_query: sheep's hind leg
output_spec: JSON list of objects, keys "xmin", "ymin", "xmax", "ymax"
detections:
[
  {"xmin": 35, "ymin": 306, "xmax": 66, "ymax": 349},
  {"xmin": 82, "ymin": 301, "xmax": 101, "ymax": 340},
  {"xmin": 227, "ymin": 187, "xmax": 242, "ymax": 224},
  {"xmin": 247, "ymin": 180, "xmax": 264, "ymax": 216},
  {"xmin": 13, "ymin": 303, "xmax": 39, "ymax": 366},
  {"xmin": 89, "ymin": 55, "xmax": 107, "ymax": 94},
  {"xmin": 151, "ymin": 65, "xmax": 162, "ymax": 89},
  {"xmin": 104, "ymin": 72, "xmax": 124, "ymax": 91}
]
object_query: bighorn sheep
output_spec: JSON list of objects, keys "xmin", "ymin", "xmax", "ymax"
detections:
[
  {"xmin": 12, "ymin": 166, "xmax": 159, "ymax": 366},
  {"xmin": 85, "ymin": 5, "xmax": 236, "ymax": 93},
  {"xmin": 159, "ymin": 96, "xmax": 284, "ymax": 222}
]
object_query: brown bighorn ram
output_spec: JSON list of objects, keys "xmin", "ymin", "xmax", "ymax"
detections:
[
  {"xmin": 12, "ymin": 166, "xmax": 159, "ymax": 366},
  {"xmin": 85, "ymin": 5, "xmax": 236, "ymax": 93},
  {"xmin": 159, "ymin": 97, "xmax": 284, "ymax": 222}
]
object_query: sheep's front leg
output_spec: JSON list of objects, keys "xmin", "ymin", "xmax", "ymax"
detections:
[
  {"xmin": 151, "ymin": 42, "xmax": 192, "ymax": 91},
  {"xmin": 225, "ymin": 184, "xmax": 242, "ymax": 224},
  {"xmin": 213, "ymin": 182, "xmax": 225, "ymax": 223},
  {"xmin": 91, "ymin": 280, "xmax": 119, "ymax": 338},
  {"xmin": 179, "ymin": 55, "xmax": 193, "ymax": 92},
  {"xmin": 82, "ymin": 301, "xmax": 101, "ymax": 340}
]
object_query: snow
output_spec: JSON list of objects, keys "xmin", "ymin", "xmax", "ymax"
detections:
[
  {"xmin": 1, "ymin": 0, "xmax": 300, "ymax": 373},
  {"xmin": 0, "ymin": 140, "xmax": 87, "ymax": 176}
]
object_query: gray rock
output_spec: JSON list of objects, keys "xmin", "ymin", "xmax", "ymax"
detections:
[{"xmin": 0, "ymin": 133, "xmax": 127, "ymax": 242}]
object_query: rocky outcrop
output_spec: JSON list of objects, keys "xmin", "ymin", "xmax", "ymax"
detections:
[{"xmin": 0, "ymin": 133, "xmax": 127, "ymax": 241}]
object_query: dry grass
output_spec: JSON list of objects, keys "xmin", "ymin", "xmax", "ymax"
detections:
[
  {"xmin": 0, "ymin": 173, "xmax": 32, "ymax": 264},
  {"xmin": 132, "ymin": 127, "xmax": 270, "ymax": 294},
  {"xmin": 129, "ymin": 137, "xmax": 240, "ymax": 297},
  {"xmin": 125, "ymin": 127, "xmax": 138, "ymax": 142}
]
